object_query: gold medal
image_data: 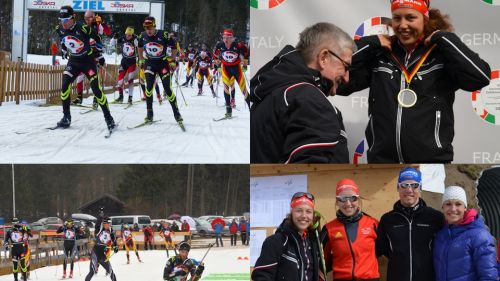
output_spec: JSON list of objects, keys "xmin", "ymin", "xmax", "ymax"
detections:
[{"xmin": 397, "ymin": 88, "xmax": 418, "ymax": 108}]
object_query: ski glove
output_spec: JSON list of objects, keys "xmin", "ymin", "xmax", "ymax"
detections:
[
  {"xmin": 138, "ymin": 59, "xmax": 145, "ymax": 68},
  {"xmin": 195, "ymin": 264, "xmax": 204, "ymax": 276},
  {"xmin": 98, "ymin": 57, "xmax": 105, "ymax": 66},
  {"xmin": 113, "ymin": 246, "xmax": 119, "ymax": 253},
  {"xmin": 62, "ymin": 49, "xmax": 69, "ymax": 60}
]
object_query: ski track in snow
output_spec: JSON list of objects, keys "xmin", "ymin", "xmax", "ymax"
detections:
[
  {"xmin": 0, "ymin": 247, "xmax": 250, "ymax": 281},
  {"xmin": 0, "ymin": 56, "xmax": 250, "ymax": 163}
]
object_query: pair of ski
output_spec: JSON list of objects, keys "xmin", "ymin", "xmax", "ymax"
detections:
[
  {"xmin": 46, "ymin": 124, "xmax": 118, "ymax": 139},
  {"xmin": 127, "ymin": 119, "xmax": 186, "ymax": 132},
  {"xmin": 213, "ymin": 115, "xmax": 237, "ymax": 122}
]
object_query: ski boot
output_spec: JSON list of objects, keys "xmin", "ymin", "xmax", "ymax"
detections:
[
  {"xmin": 57, "ymin": 115, "xmax": 71, "ymax": 128},
  {"xmin": 128, "ymin": 95, "xmax": 133, "ymax": 105},
  {"xmin": 230, "ymin": 97, "xmax": 236, "ymax": 108},
  {"xmin": 69, "ymin": 271, "xmax": 73, "ymax": 278},
  {"xmin": 106, "ymin": 116, "xmax": 116, "ymax": 130},
  {"xmin": 181, "ymin": 81, "xmax": 188, "ymax": 87},
  {"xmin": 225, "ymin": 107, "xmax": 232, "ymax": 119},
  {"xmin": 145, "ymin": 110, "xmax": 153, "ymax": 124},
  {"xmin": 62, "ymin": 271, "xmax": 66, "ymax": 279},
  {"xmin": 72, "ymin": 93, "xmax": 83, "ymax": 105},
  {"xmin": 114, "ymin": 94, "xmax": 124, "ymax": 103},
  {"xmin": 197, "ymin": 89, "xmax": 202, "ymax": 96},
  {"xmin": 127, "ymin": 259, "xmax": 130, "ymax": 264},
  {"xmin": 92, "ymin": 97, "xmax": 98, "ymax": 110},
  {"xmin": 211, "ymin": 88, "xmax": 216, "ymax": 98}
]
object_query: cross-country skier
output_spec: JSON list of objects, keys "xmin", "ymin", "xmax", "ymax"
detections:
[
  {"xmin": 159, "ymin": 221, "xmax": 175, "ymax": 257},
  {"xmin": 114, "ymin": 27, "xmax": 138, "ymax": 105},
  {"xmin": 57, "ymin": 219, "xmax": 83, "ymax": 278},
  {"xmin": 137, "ymin": 16, "xmax": 183, "ymax": 125},
  {"xmin": 85, "ymin": 217, "xmax": 118, "ymax": 281},
  {"xmin": 194, "ymin": 51, "xmax": 216, "ymax": 97},
  {"xmin": 3, "ymin": 218, "xmax": 29, "ymax": 281},
  {"xmin": 121, "ymin": 224, "xmax": 141, "ymax": 264},
  {"xmin": 55, "ymin": 6, "xmax": 115, "ymax": 130},
  {"xmin": 213, "ymin": 29, "xmax": 250, "ymax": 117},
  {"xmin": 163, "ymin": 242, "xmax": 204, "ymax": 281}
]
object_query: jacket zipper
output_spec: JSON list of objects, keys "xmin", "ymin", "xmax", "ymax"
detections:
[
  {"xmin": 434, "ymin": 111, "xmax": 442, "ymax": 148},
  {"xmin": 368, "ymin": 114, "xmax": 375, "ymax": 152},
  {"xmin": 396, "ymin": 74, "xmax": 405, "ymax": 163},
  {"xmin": 396, "ymin": 212, "xmax": 413, "ymax": 281}
]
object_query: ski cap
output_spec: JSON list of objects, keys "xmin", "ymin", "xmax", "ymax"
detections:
[
  {"xmin": 336, "ymin": 178, "xmax": 360, "ymax": 196},
  {"xmin": 102, "ymin": 217, "xmax": 111, "ymax": 224},
  {"xmin": 391, "ymin": 0, "xmax": 430, "ymax": 18},
  {"xmin": 65, "ymin": 219, "xmax": 74, "ymax": 225},
  {"xmin": 125, "ymin": 27, "xmax": 134, "ymax": 35},
  {"xmin": 58, "ymin": 5, "xmax": 74, "ymax": 20},
  {"xmin": 398, "ymin": 167, "xmax": 422, "ymax": 184},
  {"xmin": 12, "ymin": 217, "xmax": 19, "ymax": 224},
  {"xmin": 143, "ymin": 16, "xmax": 156, "ymax": 29},
  {"xmin": 178, "ymin": 241, "xmax": 191, "ymax": 252},
  {"xmin": 442, "ymin": 186, "xmax": 467, "ymax": 208},
  {"xmin": 223, "ymin": 29, "xmax": 234, "ymax": 38}
]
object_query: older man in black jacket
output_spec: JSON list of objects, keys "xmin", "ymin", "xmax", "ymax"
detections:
[{"xmin": 250, "ymin": 22, "xmax": 356, "ymax": 163}]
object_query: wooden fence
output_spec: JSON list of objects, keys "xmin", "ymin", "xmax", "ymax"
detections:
[{"xmin": 0, "ymin": 60, "xmax": 120, "ymax": 106}]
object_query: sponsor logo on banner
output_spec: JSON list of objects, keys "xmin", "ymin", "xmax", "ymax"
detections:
[
  {"xmin": 472, "ymin": 70, "xmax": 500, "ymax": 125},
  {"xmin": 250, "ymin": 0, "xmax": 286, "ymax": 10},
  {"xmin": 354, "ymin": 17, "xmax": 393, "ymax": 40},
  {"xmin": 353, "ymin": 139, "xmax": 368, "ymax": 164},
  {"xmin": 110, "ymin": 2, "xmax": 134, "ymax": 9},
  {"xmin": 481, "ymin": 0, "xmax": 500, "ymax": 5},
  {"xmin": 31, "ymin": 0, "xmax": 56, "ymax": 9}
]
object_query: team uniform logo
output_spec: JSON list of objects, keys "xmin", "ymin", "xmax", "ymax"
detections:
[
  {"xmin": 250, "ymin": 0, "xmax": 287, "ymax": 10},
  {"xmin": 353, "ymin": 139, "xmax": 369, "ymax": 164},
  {"xmin": 10, "ymin": 232, "xmax": 23, "ymax": 243},
  {"xmin": 98, "ymin": 231, "xmax": 111, "ymax": 244},
  {"xmin": 472, "ymin": 70, "xmax": 500, "ymax": 125},
  {"xmin": 65, "ymin": 229, "xmax": 76, "ymax": 240},
  {"xmin": 188, "ymin": 53, "xmax": 195, "ymax": 60},
  {"xmin": 354, "ymin": 17, "xmax": 393, "ymax": 40},
  {"xmin": 144, "ymin": 42, "xmax": 164, "ymax": 58},
  {"xmin": 62, "ymin": 36, "xmax": 85, "ymax": 55},
  {"xmin": 199, "ymin": 61, "xmax": 209, "ymax": 69}
]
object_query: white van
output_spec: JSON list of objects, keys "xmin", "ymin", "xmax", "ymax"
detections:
[{"xmin": 110, "ymin": 215, "xmax": 151, "ymax": 231}]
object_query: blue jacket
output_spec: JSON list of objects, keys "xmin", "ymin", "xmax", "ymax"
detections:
[
  {"xmin": 214, "ymin": 223, "xmax": 223, "ymax": 234},
  {"xmin": 433, "ymin": 215, "xmax": 498, "ymax": 281}
]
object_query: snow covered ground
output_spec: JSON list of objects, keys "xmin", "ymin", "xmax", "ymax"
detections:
[
  {"xmin": 0, "ymin": 247, "xmax": 250, "ymax": 281},
  {"xmin": 0, "ymin": 55, "xmax": 250, "ymax": 163}
]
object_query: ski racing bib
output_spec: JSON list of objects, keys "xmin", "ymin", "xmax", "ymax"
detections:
[
  {"xmin": 122, "ymin": 43, "xmax": 136, "ymax": 57},
  {"xmin": 10, "ymin": 231, "xmax": 23, "ymax": 243},
  {"xmin": 222, "ymin": 51, "xmax": 239, "ymax": 63},
  {"xmin": 63, "ymin": 36, "xmax": 85, "ymax": 55},
  {"xmin": 144, "ymin": 42, "xmax": 164, "ymax": 58},
  {"xmin": 65, "ymin": 229, "xmax": 76, "ymax": 240}
]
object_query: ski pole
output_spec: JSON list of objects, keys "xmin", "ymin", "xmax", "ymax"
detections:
[
  {"xmin": 174, "ymin": 72, "xmax": 188, "ymax": 107},
  {"xmin": 189, "ymin": 243, "xmax": 214, "ymax": 281}
]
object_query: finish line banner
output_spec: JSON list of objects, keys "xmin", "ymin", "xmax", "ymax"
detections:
[{"xmin": 251, "ymin": 0, "xmax": 500, "ymax": 164}]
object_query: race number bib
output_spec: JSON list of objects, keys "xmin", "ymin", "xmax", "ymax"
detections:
[
  {"xmin": 122, "ymin": 43, "xmax": 135, "ymax": 57},
  {"xmin": 188, "ymin": 53, "xmax": 195, "ymax": 60},
  {"xmin": 98, "ymin": 232, "xmax": 111, "ymax": 244},
  {"xmin": 10, "ymin": 232, "xmax": 23, "ymax": 243},
  {"xmin": 62, "ymin": 36, "xmax": 85, "ymax": 55},
  {"xmin": 164, "ymin": 230, "xmax": 170, "ymax": 236},
  {"xmin": 144, "ymin": 42, "xmax": 164, "ymax": 58},
  {"xmin": 166, "ymin": 46, "xmax": 173, "ymax": 57},
  {"xmin": 222, "ymin": 51, "xmax": 239, "ymax": 63},
  {"xmin": 199, "ymin": 61, "xmax": 208, "ymax": 68},
  {"xmin": 123, "ymin": 230, "xmax": 131, "ymax": 238},
  {"xmin": 65, "ymin": 229, "xmax": 75, "ymax": 239}
]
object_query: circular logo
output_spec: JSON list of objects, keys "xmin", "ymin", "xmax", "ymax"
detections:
[
  {"xmin": 472, "ymin": 70, "xmax": 500, "ymax": 125},
  {"xmin": 354, "ymin": 17, "xmax": 393, "ymax": 40},
  {"xmin": 123, "ymin": 43, "xmax": 135, "ymax": 56},
  {"xmin": 250, "ymin": 0, "xmax": 287, "ymax": 10},
  {"xmin": 481, "ymin": 0, "xmax": 500, "ymax": 5},
  {"xmin": 144, "ymin": 42, "xmax": 164, "ymax": 58},
  {"xmin": 63, "ymin": 36, "xmax": 85, "ymax": 54},
  {"xmin": 222, "ymin": 51, "xmax": 239, "ymax": 63}
]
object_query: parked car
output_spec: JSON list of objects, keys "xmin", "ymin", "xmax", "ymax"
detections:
[
  {"xmin": 197, "ymin": 215, "xmax": 223, "ymax": 222},
  {"xmin": 195, "ymin": 219, "xmax": 230, "ymax": 237},
  {"xmin": 42, "ymin": 224, "xmax": 64, "ymax": 239},
  {"xmin": 35, "ymin": 217, "xmax": 63, "ymax": 225},
  {"xmin": 110, "ymin": 215, "xmax": 151, "ymax": 231}
]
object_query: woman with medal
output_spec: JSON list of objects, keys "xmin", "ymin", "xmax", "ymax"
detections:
[{"xmin": 337, "ymin": 0, "xmax": 491, "ymax": 163}]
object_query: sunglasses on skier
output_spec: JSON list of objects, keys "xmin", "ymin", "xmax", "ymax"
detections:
[
  {"xmin": 59, "ymin": 17, "xmax": 73, "ymax": 24},
  {"xmin": 291, "ymin": 192, "xmax": 315, "ymax": 202},
  {"xmin": 336, "ymin": 195, "xmax": 359, "ymax": 203},
  {"xmin": 398, "ymin": 182, "xmax": 421, "ymax": 190}
]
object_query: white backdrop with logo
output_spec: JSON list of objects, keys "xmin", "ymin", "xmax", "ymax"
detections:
[{"xmin": 250, "ymin": 0, "xmax": 500, "ymax": 164}]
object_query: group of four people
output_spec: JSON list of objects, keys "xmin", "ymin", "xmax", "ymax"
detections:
[{"xmin": 252, "ymin": 167, "xmax": 499, "ymax": 281}]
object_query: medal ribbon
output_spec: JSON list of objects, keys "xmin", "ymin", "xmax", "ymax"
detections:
[{"xmin": 391, "ymin": 44, "xmax": 437, "ymax": 85}]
